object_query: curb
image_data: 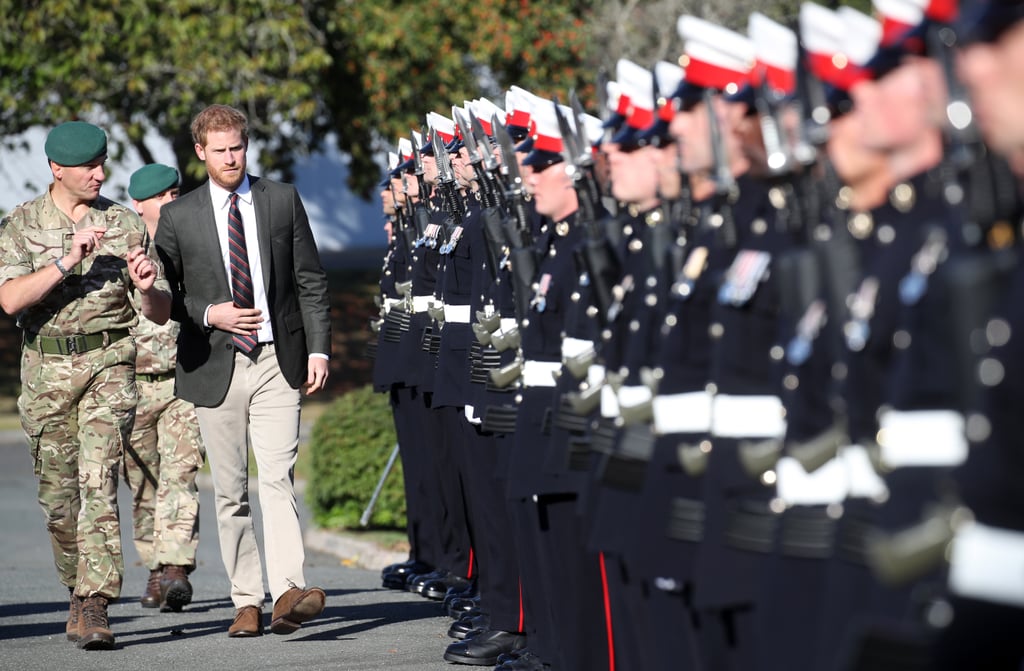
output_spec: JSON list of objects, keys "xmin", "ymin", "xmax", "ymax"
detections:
[{"xmin": 303, "ymin": 528, "xmax": 408, "ymax": 572}]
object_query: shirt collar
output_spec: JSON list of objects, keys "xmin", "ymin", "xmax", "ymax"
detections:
[{"xmin": 209, "ymin": 175, "xmax": 252, "ymax": 209}]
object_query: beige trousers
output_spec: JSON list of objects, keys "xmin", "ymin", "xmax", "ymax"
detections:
[{"xmin": 194, "ymin": 344, "xmax": 306, "ymax": 608}]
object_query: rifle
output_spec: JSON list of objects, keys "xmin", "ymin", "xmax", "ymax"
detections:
[
  {"xmin": 554, "ymin": 98, "xmax": 619, "ymax": 326},
  {"xmin": 409, "ymin": 129, "xmax": 431, "ymax": 239},
  {"xmin": 455, "ymin": 107, "xmax": 507, "ymax": 281},
  {"xmin": 494, "ymin": 117, "xmax": 538, "ymax": 322},
  {"xmin": 494, "ymin": 116, "xmax": 532, "ymax": 239},
  {"xmin": 470, "ymin": 109, "xmax": 508, "ymax": 209}
]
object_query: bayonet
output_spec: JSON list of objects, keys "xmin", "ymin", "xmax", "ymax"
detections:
[
  {"xmin": 430, "ymin": 125, "xmax": 464, "ymax": 225},
  {"xmin": 453, "ymin": 108, "xmax": 479, "ymax": 164},
  {"xmin": 455, "ymin": 107, "xmax": 499, "ymax": 208},
  {"xmin": 569, "ymin": 90, "xmax": 595, "ymax": 169},
  {"xmin": 553, "ymin": 98, "xmax": 578, "ymax": 169},
  {"xmin": 431, "ymin": 129, "xmax": 454, "ymax": 184},
  {"xmin": 706, "ymin": 89, "xmax": 735, "ymax": 196},
  {"xmin": 494, "ymin": 116, "xmax": 531, "ymax": 236},
  {"xmin": 754, "ymin": 71, "xmax": 793, "ymax": 175},
  {"xmin": 704, "ymin": 89, "xmax": 738, "ymax": 248},
  {"xmin": 469, "ymin": 109, "xmax": 501, "ymax": 174},
  {"xmin": 596, "ymin": 67, "xmax": 610, "ymax": 123},
  {"xmin": 554, "ymin": 99, "xmax": 603, "ymax": 236},
  {"xmin": 793, "ymin": 39, "xmax": 828, "ymax": 164}
]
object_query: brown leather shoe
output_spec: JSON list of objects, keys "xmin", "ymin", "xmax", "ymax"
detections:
[
  {"xmin": 66, "ymin": 589, "xmax": 80, "ymax": 642},
  {"xmin": 77, "ymin": 595, "xmax": 115, "ymax": 650},
  {"xmin": 159, "ymin": 566, "xmax": 193, "ymax": 612},
  {"xmin": 141, "ymin": 569, "xmax": 162, "ymax": 608},
  {"xmin": 227, "ymin": 606, "xmax": 263, "ymax": 637},
  {"xmin": 270, "ymin": 586, "xmax": 326, "ymax": 635}
]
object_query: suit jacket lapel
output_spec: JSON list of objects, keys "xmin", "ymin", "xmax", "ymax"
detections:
[
  {"xmin": 250, "ymin": 176, "xmax": 273, "ymax": 291},
  {"xmin": 196, "ymin": 185, "xmax": 231, "ymax": 294}
]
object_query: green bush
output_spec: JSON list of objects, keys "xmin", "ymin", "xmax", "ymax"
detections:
[{"xmin": 305, "ymin": 385, "xmax": 406, "ymax": 530}]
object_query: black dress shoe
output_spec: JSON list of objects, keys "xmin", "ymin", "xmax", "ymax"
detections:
[
  {"xmin": 381, "ymin": 559, "xmax": 432, "ymax": 588},
  {"xmin": 424, "ymin": 573, "xmax": 471, "ymax": 600},
  {"xmin": 407, "ymin": 568, "xmax": 447, "ymax": 592},
  {"xmin": 448, "ymin": 595, "xmax": 481, "ymax": 618},
  {"xmin": 496, "ymin": 650, "xmax": 550, "ymax": 670},
  {"xmin": 381, "ymin": 558, "xmax": 432, "ymax": 579},
  {"xmin": 448, "ymin": 612, "xmax": 490, "ymax": 640},
  {"xmin": 443, "ymin": 629, "xmax": 527, "ymax": 666},
  {"xmin": 495, "ymin": 648, "xmax": 526, "ymax": 666},
  {"xmin": 443, "ymin": 580, "xmax": 478, "ymax": 609}
]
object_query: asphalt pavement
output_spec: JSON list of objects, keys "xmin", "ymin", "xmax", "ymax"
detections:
[{"xmin": 0, "ymin": 429, "xmax": 460, "ymax": 670}]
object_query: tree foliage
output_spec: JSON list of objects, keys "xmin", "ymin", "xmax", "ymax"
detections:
[
  {"xmin": 0, "ymin": 0, "xmax": 331, "ymax": 190},
  {"xmin": 312, "ymin": 0, "xmax": 595, "ymax": 196}
]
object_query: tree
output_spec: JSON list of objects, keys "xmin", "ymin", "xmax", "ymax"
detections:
[
  {"xmin": 311, "ymin": 0, "xmax": 596, "ymax": 196},
  {"xmin": 0, "ymin": 0, "xmax": 331, "ymax": 191}
]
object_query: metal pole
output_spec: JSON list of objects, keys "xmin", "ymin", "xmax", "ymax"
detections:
[{"xmin": 360, "ymin": 443, "xmax": 401, "ymax": 527}]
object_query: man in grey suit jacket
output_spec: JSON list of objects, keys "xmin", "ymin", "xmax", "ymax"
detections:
[{"xmin": 155, "ymin": 104, "xmax": 331, "ymax": 638}]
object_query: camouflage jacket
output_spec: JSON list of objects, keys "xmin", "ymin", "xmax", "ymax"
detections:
[
  {"xmin": 129, "ymin": 311, "xmax": 179, "ymax": 375},
  {"xmin": 0, "ymin": 190, "xmax": 169, "ymax": 337}
]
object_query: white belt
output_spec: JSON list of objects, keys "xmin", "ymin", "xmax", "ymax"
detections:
[
  {"xmin": 949, "ymin": 521, "xmax": 1024, "ymax": 608},
  {"xmin": 652, "ymin": 391, "xmax": 713, "ymax": 434},
  {"xmin": 384, "ymin": 297, "xmax": 403, "ymax": 314},
  {"xmin": 601, "ymin": 384, "xmax": 619, "ymax": 418},
  {"xmin": 444, "ymin": 304, "xmax": 472, "ymax": 324},
  {"xmin": 411, "ymin": 295, "xmax": 434, "ymax": 313},
  {"xmin": 499, "ymin": 318, "xmax": 518, "ymax": 334},
  {"xmin": 522, "ymin": 360, "xmax": 560, "ymax": 387},
  {"xmin": 711, "ymin": 394, "xmax": 786, "ymax": 439},
  {"xmin": 561, "ymin": 337, "xmax": 595, "ymax": 360},
  {"xmin": 775, "ymin": 455, "xmax": 848, "ymax": 506},
  {"xmin": 877, "ymin": 409, "xmax": 967, "ymax": 468},
  {"xmin": 618, "ymin": 384, "xmax": 652, "ymax": 408},
  {"xmin": 841, "ymin": 445, "xmax": 890, "ymax": 501}
]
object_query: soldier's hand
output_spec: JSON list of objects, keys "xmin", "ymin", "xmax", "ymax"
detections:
[
  {"xmin": 305, "ymin": 357, "xmax": 329, "ymax": 395},
  {"xmin": 127, "ymin": 247, "xmax": 157, "ymax": 291},
  {"xmin": 208, "ymin": 301, "xmax": 263, "ymax": 336},
  {"xmin": 66, "ymin": 226, "xmax": 107, "ymax": 265}
]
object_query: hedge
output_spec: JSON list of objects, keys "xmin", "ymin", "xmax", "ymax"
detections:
[{"xmin": 305, "ymin": 385, "xmax": 406, "ymax": 530}]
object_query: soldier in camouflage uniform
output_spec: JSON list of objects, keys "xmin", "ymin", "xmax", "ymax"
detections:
[
  {"xmin": 0, "ymin": 122, "xmax": 171, "ymax": 650},
  {"xmin": 125, "ymin": 164, "xmax": 205, "ymax": 612}
]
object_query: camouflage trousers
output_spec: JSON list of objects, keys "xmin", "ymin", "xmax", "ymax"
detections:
[
  {"xmin": 19, "ymin": 337, "xmax": 137, "ymax": 599},
  {"xmin": 123, "ymin": 376, "xmax": 204, "ymax": 570}
]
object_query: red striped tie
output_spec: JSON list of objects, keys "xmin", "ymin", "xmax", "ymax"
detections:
[{"xmin": 228, "ymin": 193, "xmax": 258, "ymax": 353}]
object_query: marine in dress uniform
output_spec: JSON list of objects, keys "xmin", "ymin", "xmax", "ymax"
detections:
[
  {"xmin": 932, "ymin": 2, "xmax": 1024, "ymax": 668},
  {"xmin": 375, "ymin": 143, "xmax": 448, "ymax": 589}
]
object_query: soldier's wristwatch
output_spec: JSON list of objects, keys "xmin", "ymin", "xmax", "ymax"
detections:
[{"xmin": 54, "ymin": 257, "xmax": 71, "ymax": 279}]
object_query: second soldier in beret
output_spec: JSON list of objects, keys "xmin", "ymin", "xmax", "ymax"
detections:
[{"xmin": 124, "ymin": 164, "xmax": 207, "ymax": 614}]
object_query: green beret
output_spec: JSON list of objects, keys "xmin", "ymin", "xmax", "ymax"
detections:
[
  {"xmin": 129, "ymin": 164, "xmax": 179, "ymax": 200},
  {"xmin": 44, "ymin": 121, "xmax": 108, "ymax": 166}
]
